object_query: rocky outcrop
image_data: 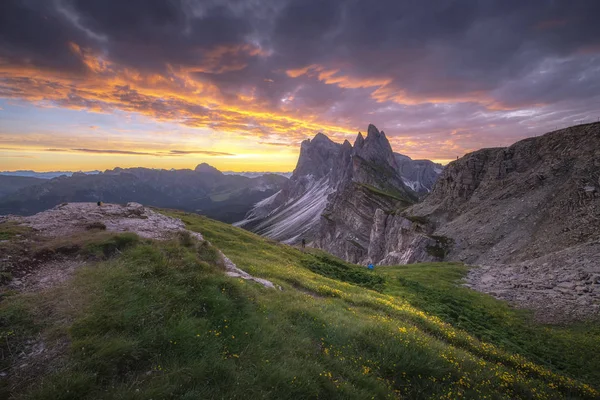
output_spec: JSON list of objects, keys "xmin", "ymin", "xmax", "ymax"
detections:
[
  {"xmin": 373, "ymin": 122, "xmax": 600, "ymax": 321},
  {"xmin": 410, "ymin": 123, "xmax": 600, "ymax": 266},
  {"xmin": 4, "ymin": 202, "xmax": 276, "ymax": 289}
]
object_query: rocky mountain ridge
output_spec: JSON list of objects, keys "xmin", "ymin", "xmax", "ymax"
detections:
[
  {"xmin": 236, "ymin": 124, "xmax": 435, "ymax": 252},
  {"xmin": 238, "ymin": 122, "xmax": 600, "ymax": 321},
  {"xmin": 367, "ymin": 122, "xmax": 600, "ymax": 321}
]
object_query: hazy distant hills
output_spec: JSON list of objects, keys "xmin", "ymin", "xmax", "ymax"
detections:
[
  {"xmin": 0, "ymin": 164, "xmax": 288, "ymax": 223},
  {"xmin": 0, "ymin": 175, "xmax": 46, "ymax": 198},
  {"xmin": 1, "ymin": 169, "xmax": 292, "ymax": 180},
  {"xmin": 222, "ymin": 171, "xmax": 292, "ymax": 178},
  {"xmin": 0, "ymin": 170, "xmax": 101, "ymax": 179}
]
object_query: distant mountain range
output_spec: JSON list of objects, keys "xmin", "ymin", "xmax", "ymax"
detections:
[
  {"xmin": 0, "ymin": 170, "xmax": 102, "ymax": 179},
  {"xmin": 0, "ymin": 164, "xmax": 288, "ymax": 223},
  {"xmin": 222, "ymin": 171, "xmax": 292, "ymax": 178},
  {"xmin": 1, "ymin": 169, "xmax": 292, "ymax": 179},
  {"xmin": 235, "ymin": 125, "xmax": 443, "ymax": 251}
]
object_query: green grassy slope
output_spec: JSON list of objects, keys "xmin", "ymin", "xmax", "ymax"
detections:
[{"xmin": 0, "ymin": 211, "xmax": 598, "ymax": 399}]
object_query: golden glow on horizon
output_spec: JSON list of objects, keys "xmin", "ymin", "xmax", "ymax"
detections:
[{"xmin": 1, "ymin": 41, "xmax": 498, "ymax": 172}]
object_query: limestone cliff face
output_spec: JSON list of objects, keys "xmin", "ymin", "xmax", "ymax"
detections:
[
  {"xmin": 409, "ymin": 122, "xmax": 600, "ymax": 266},
  {"xmin": 237, "ymin": 125, "xmax": 419, "ymax": 247},
  {"xmin": 353, "ymin": 122, "xmax": 600, "ymax": 268},
  {"xmin": 234, "ymin": 134, "xmax": 342, "ymax": 243},
  {"xmin": 369, "ymin": 123, "xmax": 600, "ymax": 320},
  {"xmin": 314, "ymin": 125, "xmax": 418, "ymax": 262}
]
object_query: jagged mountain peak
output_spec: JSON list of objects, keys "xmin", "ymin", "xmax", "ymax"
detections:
[
  {"xmin": 366, "ymin": 124, "xmax": 382, "ymax": 138},
  {"xmin": 237, "ymin": 123, "xmax": 441, "ymax": 246},
  {"xmin": 354, "ymin": 124, "xmax": 397, "ymax": 170},
  {"xmin": 294, "ymin": 133, "xmax": 342, "ymax": 179},
  {"xmin": 311, "ymin": 132, "xmax": 334, "ymax": 143},
  {"xmin": 354, "ymin": 132, "xmax": 365, "ymax": 149}
]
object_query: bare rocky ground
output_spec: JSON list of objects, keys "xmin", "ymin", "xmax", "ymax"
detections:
[
  {"xmin": 1, "ymin": 202, "xmax": 275, "ymax": 290},
  {"xmin": 464, "ymin": 242, "xmax": 600, "ymax": 324}
]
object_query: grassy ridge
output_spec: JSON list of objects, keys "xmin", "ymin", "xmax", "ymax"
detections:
[{"xmin": 0, "ymin": 211, "xmax": 598, "ymax": 399}]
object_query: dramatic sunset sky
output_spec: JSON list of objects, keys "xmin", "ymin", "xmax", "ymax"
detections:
[{"xmin": 1, "ymin": 0, "xmax": 599, "ymax": 172}]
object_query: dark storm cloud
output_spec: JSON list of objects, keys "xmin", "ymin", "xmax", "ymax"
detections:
[
  {"xmin": 64, "ymin": 0, "xmax": 256, "ymax": 70},
  {"xmin": 0, "ymin": 0, "xmax": 90, "ymax": 73},
  {"xmin": 1, "ymin": 0, "xmax": 599, "ymax": 161},
  {"xmin": 270, "ymin": 0, "xmax": 600, "ymax": 107}
]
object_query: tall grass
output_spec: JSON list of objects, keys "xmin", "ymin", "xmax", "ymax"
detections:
[{"xmin": 0, "ymin": 211, "xmax": 597, "ymax": 399}]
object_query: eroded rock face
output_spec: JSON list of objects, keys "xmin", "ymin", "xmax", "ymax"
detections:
[
  {"xmin": 234, "ymin": 134, "xmax": 342, "ymax": 243},
  {"xmin": 394, "ymin": 154, "xmax": 443, "ymax": 194},
  {"xmin": 368, "ymin": 210, "xmax": 440, "ymax": 265},
  {"xmin": 383, "ymin": 122, "xmax": 600, "ymax": 321},
  {"xmin": 237, "ymin": 125, "xmax": 422, "ymax": 245},
  {"xmin": 411, "ymin": 123, "xmax": 600, "ymax": 267}
]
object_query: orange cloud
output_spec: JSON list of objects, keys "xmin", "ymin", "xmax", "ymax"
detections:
[
  {"xmin": 286, "ymin": 64, "xmax": 390, "ymax": 89},
  {"xmin": 0, "ymin": 42, "xmax": 357, "ymax": 147},
  {"xmin": 286, "ymin": 63, "xmax": 498, "ymax": 106}
]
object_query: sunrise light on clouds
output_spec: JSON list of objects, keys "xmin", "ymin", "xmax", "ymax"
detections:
[{"xmin": 1, "ymin": 0, "xmax": 599, "ymax": 171}]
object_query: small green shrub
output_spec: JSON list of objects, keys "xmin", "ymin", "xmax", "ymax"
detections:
[
  {"xmin": 177, "ymin": 230, "xmax": 195, "ymax": 248},
  {"xmin": 301, "ymin": 253, "xmax": 385, "ymax": 291},
  {"xmin": 0, "ymin": 221, "xmax": 31, "ymax": 240},
  {"xmin": 197, "ymin": 241, "xmax": 222, "ymax": 267},
  {"xmin": 426, "ymin": 235, "xmax": 454, "ymax": 259},
  {"xmin": 0, "ymin": 271, "xmax": 13, "ymax": 284},
  {"xmin": 84, "ymin": 232, "xmax": 140, "ymax": 258}
]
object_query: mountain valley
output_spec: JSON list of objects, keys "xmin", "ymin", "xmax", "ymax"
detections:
[{"xmin": 0, "ymin": 165, "xmax": 288, "ymax": 223}]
